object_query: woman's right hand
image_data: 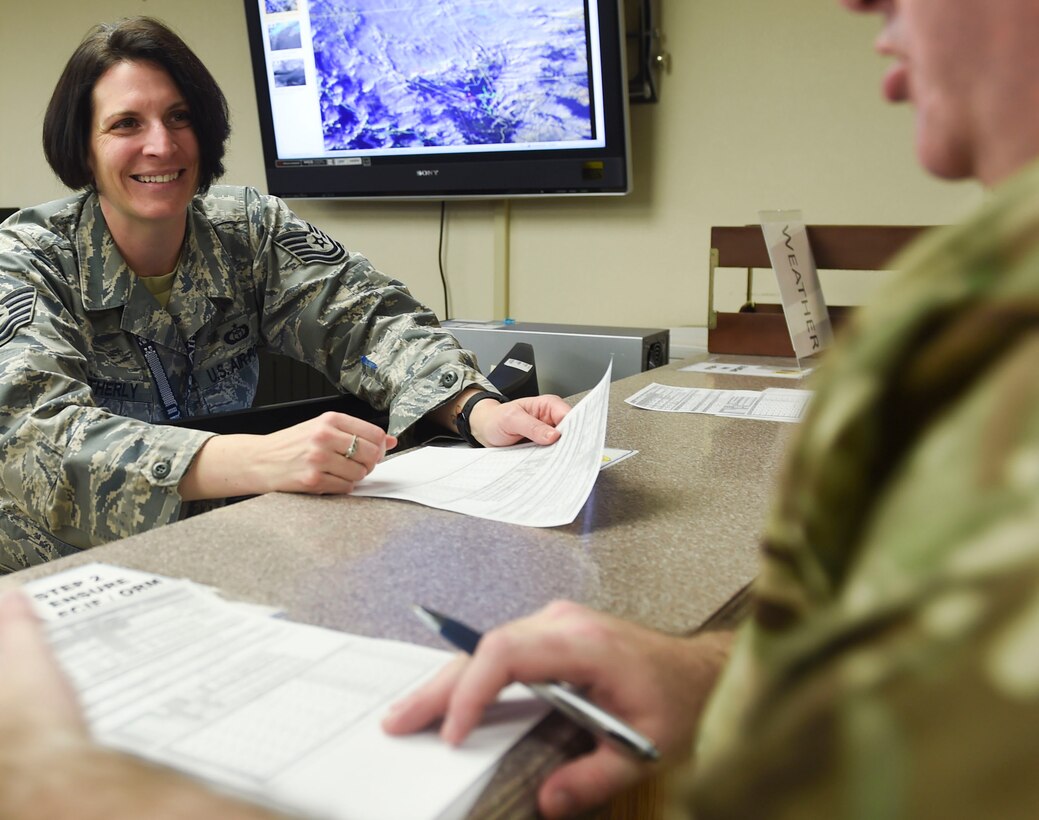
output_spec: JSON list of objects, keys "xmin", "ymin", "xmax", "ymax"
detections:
[{"xmin": 179, "ymin": 412, "xmax": 397, "ymax": 500}]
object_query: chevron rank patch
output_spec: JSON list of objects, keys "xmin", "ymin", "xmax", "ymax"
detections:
[
  {"xmin": 275, "ymin": 223, "xmax": 348, "ymax": 265},
  {"xmin": 0, "ymin": 286, "xmax": 36, "ymax": 347}
]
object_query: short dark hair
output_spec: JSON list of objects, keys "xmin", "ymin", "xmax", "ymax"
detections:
[{"xmin": 42, "ymin": 17, "xmax": 231, "ymax": 193}]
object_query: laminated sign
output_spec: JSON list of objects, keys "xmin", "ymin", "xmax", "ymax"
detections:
[{"xmin": 759, "ymin": 210, "xmax": 834, "ymax": 361}]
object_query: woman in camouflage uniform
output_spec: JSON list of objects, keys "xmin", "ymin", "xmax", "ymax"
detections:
[{"xmin": 0, "ymin": 18, "xmax": 569, "ymax": 571}]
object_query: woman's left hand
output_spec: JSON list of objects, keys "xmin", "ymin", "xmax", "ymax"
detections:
[{"xmin": 469, "ymin": 394, "xmax": 571, "ymax": 447}]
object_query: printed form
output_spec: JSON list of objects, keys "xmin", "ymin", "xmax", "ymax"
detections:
[
  {"xmin": 625, "ymin": 383, "xmax": 812, "ymax": 423},
  {"xmin": 679, "ymin": 359, "xmax": 813, "ymax": 380},
  {"xmin": 353, "ymin": 363, "xmax": 613, "ymax": 527},
  {"xmin": 26, "ymin": 563, "xmax": 546, "ymax": 820}
]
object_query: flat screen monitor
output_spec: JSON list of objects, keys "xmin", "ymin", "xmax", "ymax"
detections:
[{"xmin": 242, "ymin": 0, "xmax": 631, "ymax": 199}]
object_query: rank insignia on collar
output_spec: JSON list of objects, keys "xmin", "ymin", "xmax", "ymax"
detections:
[
  {"xmin": 0, "ymin": 286, "xmax": 36, "ymax": 347},
  {"xmin": 275, "ymin": 223, "xmax": 348, "ymax": 265}
]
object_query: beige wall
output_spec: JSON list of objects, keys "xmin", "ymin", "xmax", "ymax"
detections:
[{"xmin": 0, "ymin": 0, "xmax": 982, "ymax": 331}]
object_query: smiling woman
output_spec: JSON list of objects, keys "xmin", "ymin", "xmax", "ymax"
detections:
[
  {"xmin": 42, "ymin": 18, "xmax": 230, "ymax": 195},
  {"xmin": 0, "ymin": 16, "xmax": 570, "ymax": 572},
  {"xmin": 88, "ymin": 61, "xmax": 201, "ymax": 276}
]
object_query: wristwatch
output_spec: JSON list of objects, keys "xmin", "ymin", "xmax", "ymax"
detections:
[{"xmin": 455, "ymin": 390, "xmax": 506, "ymax": 447}]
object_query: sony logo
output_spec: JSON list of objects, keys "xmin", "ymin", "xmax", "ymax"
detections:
[{"xmin": 415, "ymin": 169, "xmax": 439, "ymax": 177}]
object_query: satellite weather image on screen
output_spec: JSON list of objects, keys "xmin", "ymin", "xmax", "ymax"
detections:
[{"xmin": 308, "ymin": 0, "xmax": 595, "ymax": 153}]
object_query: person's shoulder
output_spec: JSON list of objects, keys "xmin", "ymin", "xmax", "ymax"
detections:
[
  {"xmin": 193, "ymin": 185, "xmax": 249, "ymax": 219},
  {"xmin": 193, "ymin": 186, "xmax": 302, "ymax": 242},
  {"xmin": 193, "ymin": 185, "xmax": 289, "ymax": 219},
  {"xmin": 1, "ymin": 193, "xmax": 85, "ymax": 241},
  {"xmin": 0, "ymin": 193, "xmax": 85, "ymax": 259}
]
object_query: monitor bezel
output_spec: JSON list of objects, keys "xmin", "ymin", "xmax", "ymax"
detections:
[{"xmin": 242, "ymin": 0, "xmax": 632, "ymax": 200}]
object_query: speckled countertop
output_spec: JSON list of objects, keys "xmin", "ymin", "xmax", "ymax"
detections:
[{"xmin": 11, "ymin": 353, "xmax": 806, "ymax": 816}]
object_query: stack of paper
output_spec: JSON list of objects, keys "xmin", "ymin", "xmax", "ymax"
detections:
[{"xmin": 26, "ymin": 563, "xmax": 545, "ymax": 820}]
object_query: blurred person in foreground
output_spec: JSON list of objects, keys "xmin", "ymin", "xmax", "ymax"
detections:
[{"xmin": 4, "ymin": 0, "xmax": 1039, "ymax": 817}]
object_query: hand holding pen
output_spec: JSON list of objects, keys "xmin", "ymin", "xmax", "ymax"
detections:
[
  {"xmin": 382, "ymin": 600, "xmax": 731, "ymax": 819},
  {"xmin": 411, "ymin": 605, "xmax": 660, "ymax": 761}
]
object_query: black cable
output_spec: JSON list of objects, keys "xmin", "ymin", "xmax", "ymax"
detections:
[{"xmin": 438, "ymin": 201, "xmax": 450, "ymax": 320}]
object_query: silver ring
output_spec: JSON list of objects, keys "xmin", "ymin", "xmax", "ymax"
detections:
[{"xmin": 344, "ymin": 434, "xmax": 359, "ymax": 460}]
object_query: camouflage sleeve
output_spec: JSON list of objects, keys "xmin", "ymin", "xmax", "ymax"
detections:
[
  {"xmin": 241, "ymin": 189, "xmax": 495, "ymax": 436},
  {"xmin": 686, "ymin": 552, "xmax": 1039, "ymax": 820},
  {"xmin": 0, "ymin": 229, "xmax": 215, "ymax": 552},
  {"xmin": 684, "ymin": 328, "xmax": 1039, "ymax": 817}
]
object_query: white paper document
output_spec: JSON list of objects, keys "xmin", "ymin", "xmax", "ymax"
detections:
[
  {"xmin": 680, "ymin": 360, "xmax": 812, "ymax": 380},
  {"xmin": 353, "ymin": 363, "xmax": 613, "ymax": 527},
  {"xmin": 625, "ymin": 383, "xmax": 812, "ymax": 423},
  {"xmin": 25, "ymin": 563, "xmax": 546, "ymax": 820}
]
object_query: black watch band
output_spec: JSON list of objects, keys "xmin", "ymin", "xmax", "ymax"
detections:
[{"xmin": 455, "ymin": 390, "xmax": 506, "ymax": 448}]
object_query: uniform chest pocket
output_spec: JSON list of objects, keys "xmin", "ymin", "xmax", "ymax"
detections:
[
  {"xmin": 195, "ymin": 313, "xmax": 259, "ymax": 377},
  {"xmin": 193, "ymin": 348, "xmax": 260, "ymax": 414},
  {"xmin": 191, "ymin": 313, "xmax": 261, "ymax": 414}
]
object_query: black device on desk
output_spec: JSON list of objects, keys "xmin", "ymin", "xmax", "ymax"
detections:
[
  {"xmin": 169, "ymin": 343, "xmax": 539, "ymax": 435},
  {"xmin": 485, "ymin": 342, "xmax": 539, "ymax": 399}
]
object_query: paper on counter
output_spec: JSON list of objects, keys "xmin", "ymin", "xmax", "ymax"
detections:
[
  {"xmin": 712, "ymin": 387, "xmax": 812, "ymax": 422},
  {"xmin": 600, "ymin": 447, "xmax": 637, "ymax": 470},
  {"xmin": 680, "ymin": 360, "xmax": 812, "ymax": 379},
  {"xmin": 26, "ymin": 563, "xmax": 545, "ymax": 820},
  {"xmin": 625, "ymin": 383, "xmax": 812, "ymax": 423},
  {"xmin": 353, "ymin": 363, "xmax": 613, "ymax": 527}
]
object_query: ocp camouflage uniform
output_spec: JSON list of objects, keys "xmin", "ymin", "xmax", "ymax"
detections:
[
  {"xmin": 0, "ymin": 186, "xmax": 493, "ymax": 572},
  {"xmin": 684, "ymin": 159, "xmax": 1039, "ymax": 817}
]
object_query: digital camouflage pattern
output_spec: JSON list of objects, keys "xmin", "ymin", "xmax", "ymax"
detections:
[
  {"xmin": 684, "ymin": 159, "xmax": 1039, "ymax": 818},
  {"xmin": 0, "ymin": 186, "xmax": 492, "ymax": 571}
]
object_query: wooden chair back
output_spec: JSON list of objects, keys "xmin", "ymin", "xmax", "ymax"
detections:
[{"xmin": 707, "ymin": 224, "xmax": 930, "ymax": 356}]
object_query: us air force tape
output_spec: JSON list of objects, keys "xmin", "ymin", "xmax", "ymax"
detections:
[
  {"xmin": 274, "ymin": 223, "xmax": 348, "ymax": 265},
  {"xmin": 0, "ymin": 286, "xmax": 36, "ymax": 347}
]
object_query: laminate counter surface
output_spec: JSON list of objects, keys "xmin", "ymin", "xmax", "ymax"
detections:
[{"xmin": 16, "ymin": 357, "xmax": 801, "ymax": 643}]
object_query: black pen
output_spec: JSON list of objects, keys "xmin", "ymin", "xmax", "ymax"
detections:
[{"xmin": 412, "ymin": 605, "xmax": 660, "ymax": 762}]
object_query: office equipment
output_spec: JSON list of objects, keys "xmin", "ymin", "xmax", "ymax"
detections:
[
  {"xmin": 486, "ymin": 342, "xmax": 539, "ymax": 399},
  {"xmin": 627, "ymin": 0, "xmax": 667, "ymax": 103},
  {"xmin": 241, "ymin": 0, "xmax": 631, "ymax": 199},
  {"xmin": 707, "ymin": 225, "xmax": 930, "ymax": 356},
  {"xmin": 413, "ymin": 605, "xmax": 660, "ymax": 762},
  {"xmin": 443, "ymin": 320, "xmax": 669, "ymax": 397}
]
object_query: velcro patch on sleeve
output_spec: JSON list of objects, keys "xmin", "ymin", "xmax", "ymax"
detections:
[
  {"xmin": 274, "ymin": 223, "xmax": 348, "ymax": 265},
  {"xmin": 0, "ymin": 286, "xmax": 37, "ymax": 347}
]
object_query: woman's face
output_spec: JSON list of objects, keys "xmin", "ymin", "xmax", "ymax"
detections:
[{"xmin": 88, "ymin": 60, "xmax": 200, "ymax": 235}]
